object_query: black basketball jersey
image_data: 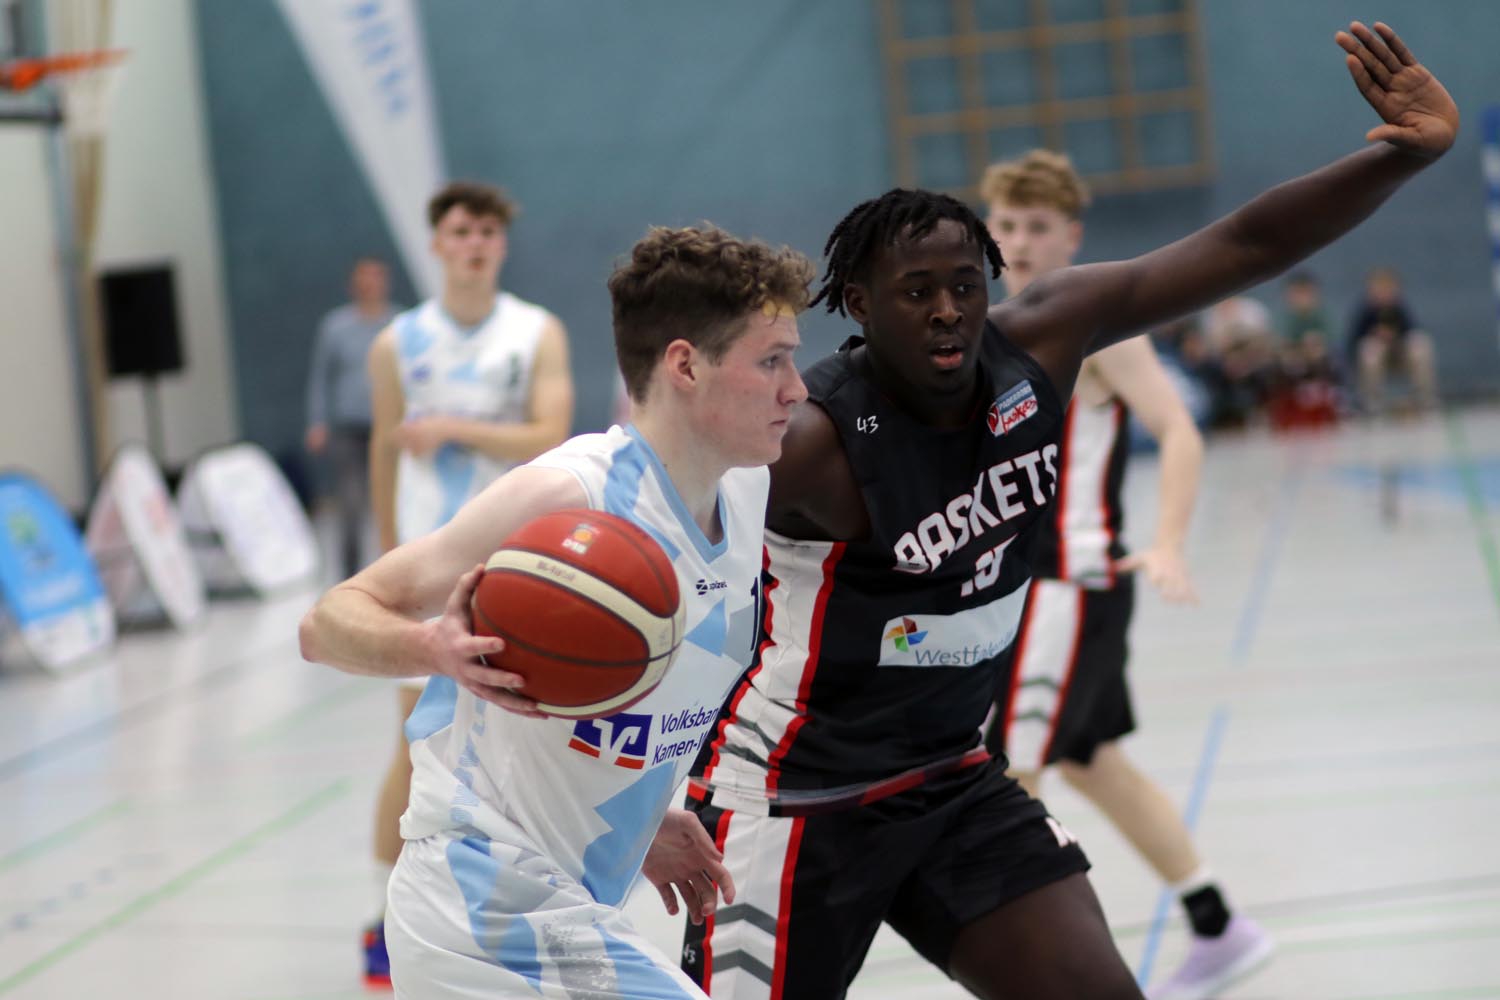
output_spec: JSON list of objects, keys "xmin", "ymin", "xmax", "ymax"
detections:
[
  {"xmin": 695, "ymin": 324, "xmax": 1065, "ymax": 808},
  {"xmin": 1025, "ymin": 395, "xmax": 1131, "ymax": 587}
]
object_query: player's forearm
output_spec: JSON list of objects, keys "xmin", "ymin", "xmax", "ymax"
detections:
[
  {"xmin": 299, "ymin": 585, "xmax": 435, "ymax": 679},
  {"xmin": 436, "ymin": 417, "xmax": 570, "ymax": 463},
  {"xmin": 1150, "ymin": 421, "xmax": 1203, "ymax": 553},
  {"xmin": 1218, "ymin": 144, "xmax": 1433, "ymax": 286}
]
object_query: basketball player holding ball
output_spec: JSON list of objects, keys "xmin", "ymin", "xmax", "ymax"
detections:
[
  {"xmin": 299, "ymin": 225, "xmax": 813, "ymax": 999},
  {"xmin": 361, "ymin": 180, "xmax": 574, "ymax": 986}
]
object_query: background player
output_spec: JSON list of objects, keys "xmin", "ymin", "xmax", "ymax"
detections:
[
  {"xmin": 361, "ymin": 180, "xmax": 575, "ymax": 984},
  {"xmin": 980, "ymin": 149, "xmax": 1270, "ymax": 1000},
  {"xmin": 300, "ymin": 224, "xmax": 812, "ymax": 998},
  {"xmin": 679, "ymin": 21, "xmax": 1456, "ymax": 1000}
]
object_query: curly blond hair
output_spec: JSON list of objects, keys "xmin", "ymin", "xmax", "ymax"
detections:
[
  {"xmin": 979, "ymin": 150, "xmax": 1091, "ymax": 219},
  {"xmin": 609, "ymin": 226, "xmax": 814, "ymax": 402}
]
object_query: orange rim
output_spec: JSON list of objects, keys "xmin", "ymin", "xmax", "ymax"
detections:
[{"xmin": 0, "ymin": 49, "xmax": 126, "ymax": 93}]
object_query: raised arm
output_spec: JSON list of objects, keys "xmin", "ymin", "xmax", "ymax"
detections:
[{"xmin": 998, "ymin": 21, "xmax": 1458, "ymax": 395}]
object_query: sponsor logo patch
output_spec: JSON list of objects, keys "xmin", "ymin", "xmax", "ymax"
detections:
[
  {"xmin": 882, "ymin": 617, "xmax": 928, "ymax": 653},
  {"xmin": 987, "ymin": 380, "xmax": 1038, "ymax": 436},
  {"xmin": 568, "ymin": 711, "xmax": 652, "ymax": 769},
  {"xmin": 561, "ymin": 522, "xmax": 599, "ymax": 556}
]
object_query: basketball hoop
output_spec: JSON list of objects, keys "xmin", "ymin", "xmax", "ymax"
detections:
[{"xmin": 0, "ymin": 47, "xmax": 125, "ymax": 137}]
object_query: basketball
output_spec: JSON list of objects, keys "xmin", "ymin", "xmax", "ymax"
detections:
[{"xmin": 470, "ymin": 508, "xmax": 685, "ymax": 719}]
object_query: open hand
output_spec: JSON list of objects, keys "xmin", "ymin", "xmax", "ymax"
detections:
[
  {"xmin": 1113, "ymin": 547, "xmax": 1198, "ymax": 604},
  {"xmin": 427, "ymin": 564, "xmax": 545, "ymax": 717},
  {"xmin": 1337, "ymin": 22, "xmax": 1458, "ymax": 159},
  {"xmin": 641, "ymin": 809, "xmax": 736, "ymax": 925}
]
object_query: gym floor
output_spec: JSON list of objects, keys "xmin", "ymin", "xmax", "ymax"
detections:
[{"xmin": 1, "ymin": 405, "xmax": 1496, "ymax": 999}]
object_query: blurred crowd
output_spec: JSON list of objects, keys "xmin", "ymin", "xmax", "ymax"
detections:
[{"xmin": 1151, "ymin": 266, "xmax": 1439, "ymax": 433}]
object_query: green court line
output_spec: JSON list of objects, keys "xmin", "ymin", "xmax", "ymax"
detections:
[
  {"xmin": 238, "ymin": 676, "xmax": 384, "ymax": 749},
  {"xmin": 1332, "ymin": 989, "xmax": 1500, "ymax": 1000},
  {"xmin": 1274, "ymin": 920, "xmax": 1500, "ymax": 956},
  {"xmin": 1206, "ymin": 774, "xmax": 1500, "ymax": 814},
  {"xmin": 0, "ymin": 778, "xmax": 350, "ymax": 995},
  {"xmin": 1123, "ymin": 893, "xmax": 1500, "ymax": 943},
  {"xmin": 0, "ymin": 799, "xmax": 132, "ymax": 873},
  {"xmin": 1443, "ymin": 409, "xmax": 1500, "ymax": 619}
]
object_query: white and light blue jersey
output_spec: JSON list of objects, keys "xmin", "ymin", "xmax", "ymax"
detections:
[
  {"xmin": 394, "ymin": 292, "xmax": 550, "ymax": 544},
  {"xmin": 401, "ymin": 425, "xmax": 768, "ymax": 908}
]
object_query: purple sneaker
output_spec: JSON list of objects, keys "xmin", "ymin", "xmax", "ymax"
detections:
[{"xmin": 1148, "ymin": 915, "xmax": 1273, "ymax": 1000}]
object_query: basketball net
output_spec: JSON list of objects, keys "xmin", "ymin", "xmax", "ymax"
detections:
[{"xmin": 48, "ymin": 0, "xmax": 123, "ymax": 475}]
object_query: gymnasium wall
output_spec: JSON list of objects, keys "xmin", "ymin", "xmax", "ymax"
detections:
[
  {"xmin": 7, "ymin": 2, "xmax": 1497, "ymax": 513},
  {"xmin": 0, "ymin": 0, "xmax": 238, "ymax": 511},
  {"xmin": 195, "ymin": 0, "xmax": 1500, "ymax": 463},
  {"xmin": 1082, "ymin": 2, "xmax": 1500, "ymax": 388},
  {"xmin": 195, "ymin": 0, "xmax": 890, "ymax": 457}
]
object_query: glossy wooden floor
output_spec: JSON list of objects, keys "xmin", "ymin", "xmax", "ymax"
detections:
[{"xmin": 2, "ymin": 406, "xmax": 1497, "ymax": 999}]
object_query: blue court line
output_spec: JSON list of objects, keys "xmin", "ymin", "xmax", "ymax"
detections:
[
  {"xmin": 1136, "ymin": 706, "xmax": 1229, "ymax": 986},
  {"xmin": 1136, "ymin": 464, "xmax": 1302, "ymax": 986},
  {"xmin": 1229, "ymin": 466, "xmax": 1304, "ymax": 668}
]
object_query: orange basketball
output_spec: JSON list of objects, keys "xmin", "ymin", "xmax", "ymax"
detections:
[{"xmin": 470, "ymin": 509, "xmax": 685, "ymax": 719}]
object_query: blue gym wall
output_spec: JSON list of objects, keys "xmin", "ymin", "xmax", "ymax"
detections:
[{"xmin": 195, "ymin": 0, "xmax": 1500, "ymax": 459}]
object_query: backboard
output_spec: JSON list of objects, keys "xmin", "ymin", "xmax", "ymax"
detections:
[{"xmin": 0, "ymin": 0, "xmax": 59, "ymax": 124}]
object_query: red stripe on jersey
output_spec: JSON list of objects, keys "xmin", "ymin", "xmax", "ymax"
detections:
[
  {"xmin": 1102, "ymin": 402, "xmax": 1124, "ymax": 588},
  {"xmin": 999, "ymin": 583, "xmax": 1042, "ymax": 740},
  {"xmin": 1039, "ymin": 592, "xmax": 1087, "ymax": 763},
  {"xmin": 1054, "ymin": 402, "xmax": 1079, "ymax": 581},
  {"xmin": 700, "ymin": 808, "xmax": 734, "ymax": 987},
  {"xmin": 701, "ymin": 544, "xmax": 778, "ymax": 785},
  {"xmin": 764, "ymin": 542, "xmax": 845, "ymax": 794},
  {"xmin": 568, "ymin": 738, "xmax": 600, "ymax": 758},
  {"xmin": 769, "ymin": 817, "xmax": 807, "ymax": 1000}
]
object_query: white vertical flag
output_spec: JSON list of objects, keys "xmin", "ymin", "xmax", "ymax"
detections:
[{"xmin": 274, "ymin": 0, "xmax": 446, "ymax": 296}]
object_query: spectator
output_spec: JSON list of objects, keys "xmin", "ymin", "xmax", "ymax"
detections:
[
  {"xmin": 1202, "ymin": 296, "xmax": 1277, "ymax": 426},
  {"xmin": 1348, "ymin": 266, "xmax": 1438, "ymax": 412},
  {"xmin": 304, "ymin": 258, "xmax": 400, "ymax": 579}
]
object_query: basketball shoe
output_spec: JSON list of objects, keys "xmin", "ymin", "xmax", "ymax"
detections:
[
  {"xmin": 1148, "ymin": 915, "xmax": 1273, "ymax": 1000},
  {"xmin": 363, "ymin": 921, "xmax": 392, "ymax": 989}
]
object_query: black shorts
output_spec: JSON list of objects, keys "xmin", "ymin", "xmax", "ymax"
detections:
[
  {"xmin": 681, "ymin": 761, "xmax": 1090, "ymax": 999},
  {"xmin": 986, "ymin": 576, "xmax": 1136, "ymax": 770}
]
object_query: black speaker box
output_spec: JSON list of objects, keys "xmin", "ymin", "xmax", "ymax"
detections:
[{"xmin": 99, "ymin": 264, "xmax": 184, "ymax": 377}]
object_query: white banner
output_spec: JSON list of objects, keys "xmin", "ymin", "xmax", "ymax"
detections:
[
  {"xmin": 84, "ymin": 444, "xmax": 206, "ymax": 630},
  {"xmin": 275, "ymin": 0, "xmax": 446, "ymax": 296},
  {"xmin": 178, "ymin": 443, "xmax": 320, "ymax": 595}
]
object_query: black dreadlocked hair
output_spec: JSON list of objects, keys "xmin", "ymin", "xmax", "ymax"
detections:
[{"xmin": 809, "ymin": 188, "xmax": 1005, "ymax": 316}]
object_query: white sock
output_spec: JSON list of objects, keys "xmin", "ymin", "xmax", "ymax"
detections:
[
  {"xmin": 1169, "ymin": 864, "xmax": 1217, "ymax": 899},
  {"xmin": 372, "ymin": 862, "xmax": 394, "ymax": 925}
]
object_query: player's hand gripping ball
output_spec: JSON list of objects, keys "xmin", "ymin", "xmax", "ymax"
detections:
[{"xmin": 471, "ymin": 509, "xmax": 685, "ymax": 719}]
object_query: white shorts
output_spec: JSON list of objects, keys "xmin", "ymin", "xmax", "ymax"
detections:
[{"xmin": 386, "ymin": 831, "xmax": 706, "ymax": 999}]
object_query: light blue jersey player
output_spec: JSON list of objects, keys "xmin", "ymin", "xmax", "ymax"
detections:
[
  {"xmin": 361, "ymin": 182, "xmax": 574, "ymax": 986},
  {"xmin": 391, "ymin": 291, "xmax": 554, "ymax": 545},
  {"xmin": 301, "ymin": 225, "xmax": 814, "ymax": 998}
]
